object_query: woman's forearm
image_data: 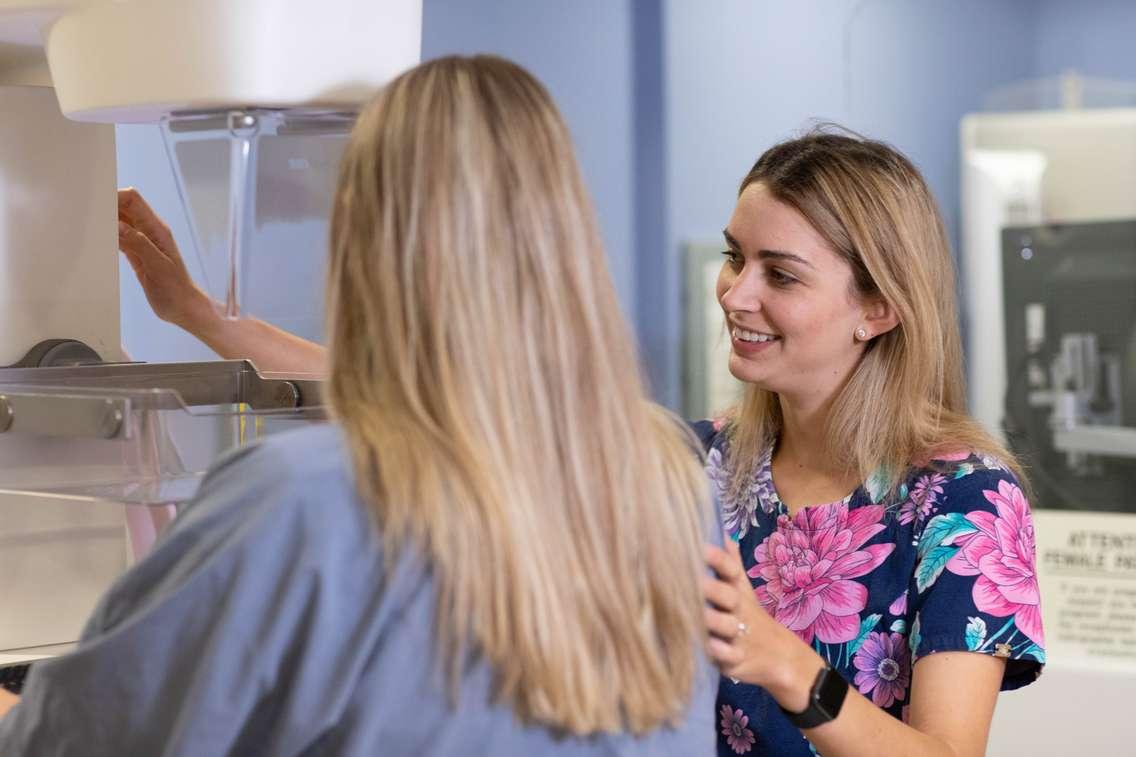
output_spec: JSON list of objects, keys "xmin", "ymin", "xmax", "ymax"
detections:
[
  {"xmin": 752, "ymin": 634, "xmax": 961, "ymax": 757},
  {"xmin": 765, "ymin": 644, "xmax": 1000, "ymax": 757},
  {"xmin": 190, "ymin": 304, "xmax": 328, "ymax": 374},
  {"xmin": 803, "ymin": 689, "xmax": 957, "ymax": 757}
]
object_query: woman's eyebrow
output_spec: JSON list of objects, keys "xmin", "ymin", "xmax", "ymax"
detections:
[
  {"xmin": 723, "ymin": 230, "xmax": 814, "ymax": 269},
  {"xmin": 757, "ymin": 249, "xmax": 814, "ymax": 269}
]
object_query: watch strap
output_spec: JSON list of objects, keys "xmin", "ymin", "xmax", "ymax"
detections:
[{"xmin": 779, "ymin": 664, "xmax": 849, "ymax": 729}]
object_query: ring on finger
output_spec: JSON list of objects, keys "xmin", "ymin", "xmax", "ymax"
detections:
[{"xmin": 736, "ymin": 620, "xmax": 749, "ymax": 637}]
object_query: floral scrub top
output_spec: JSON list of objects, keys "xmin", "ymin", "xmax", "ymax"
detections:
[{"xmin": 692, "ymin": 421, "xmax": 1046, "ymax": 756}]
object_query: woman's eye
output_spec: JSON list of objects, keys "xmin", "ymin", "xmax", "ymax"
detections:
[
  {"xmin": 769, "ymin": 268, "xmax": 797, "ymax": 286},
  {"xmin": 721, "ymin": 250, "xmax": 743, "ymax": 268}
]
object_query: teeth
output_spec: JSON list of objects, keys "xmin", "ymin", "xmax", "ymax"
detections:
[{"xmin": 733, "ymin": 328, "xmax": 778, "ymax": 343}]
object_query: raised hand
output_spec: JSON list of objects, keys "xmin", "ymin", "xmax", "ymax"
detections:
[{"xmin": 117, "ymin": 187, "xmax": 218, "ymax": 331}]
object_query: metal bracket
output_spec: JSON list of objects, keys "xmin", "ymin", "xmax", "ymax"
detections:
[
  {"xmin": 0, "ymin": 359, "xmax": 323, "ymax": 441},
  {"xmin": 0, "ymin": 393, "xmax": 127, "ymax": 439}
]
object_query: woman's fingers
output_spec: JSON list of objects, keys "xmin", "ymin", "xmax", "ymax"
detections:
[
  {"xmin": 120, "ymin": 244, "xmax": 145, "ymax": 278},
  {"xmin": 705, "ymin": 543, "xmax": 741, "ymax": 582},
  {"xmin": 723, "ymin": 537, "xmax": 755, "ymax": 592},
  {"xmin": 706, "ymin": 636, "xmax": 745, "ymax": 669},
  {"xmin": 707, "ymin": 540, "xmax": 756, "ymax": 600},
  {"xmin": 117, "ymin": 188, "xmax": 216, "ymax": 330},
  {"xmin": 704, "ymin": 607, "xmax": 744, "ymax": 641},
  {"xmin": 702, "ymin": 576, "xmax": 738, "ymax": 612},
  {"xmin": 118, "ymin": 221, "xmax": 168, "ymax": 268},
  {"xmin": 118, "ymin": 188, "xmax": 179, "ymax": 257}
]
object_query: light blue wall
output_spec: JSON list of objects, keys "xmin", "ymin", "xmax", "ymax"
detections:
[
  {"xmin": 422, "ymin": 0, "xmax": 637, "ymax": 312},
  {"xmin": 1036, "ymin": 0, "xmax": 1136, "ymax": 80},
  {"xmin": 629, "ymin": 0, "xmax": 669, "ymax": 400}
]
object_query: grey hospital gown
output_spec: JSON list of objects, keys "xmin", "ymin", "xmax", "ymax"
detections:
[{"xmin": 0, "ymin": 424, "xmax": 716, "ymax": 756}]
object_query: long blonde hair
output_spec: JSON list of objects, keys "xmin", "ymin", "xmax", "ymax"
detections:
[
  {"xmin": 726, "ymin": 128, "xmax": 1025, "ymax": 500},
  {"xmin": 325, "ymin": 55, "xmax": 711, "ymax": 735}
]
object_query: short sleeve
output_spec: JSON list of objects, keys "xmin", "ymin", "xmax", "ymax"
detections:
[
  {"xmin": 0, "ymin": 433, "xmax": 372, "ymax": 756},
  {"xmin": 906, "ymin": 461, "xmax": 1045, "ymax": 691}
]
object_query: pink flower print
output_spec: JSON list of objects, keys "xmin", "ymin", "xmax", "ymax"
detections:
[
  {"xmin": 853, "ymin": 631, "xmax": 911, "ymax": 708},
  {"xmin": 912, "ymin": 473, "xmax": 947, "ymax": 502},
  {"xmin": 888, "ymin": 590, "xmax": 908, "ymax": 616},
  {"xmin": 946, "ymin": 480, "xmax": 1044, "ymax": 647},
  {"xmin": 749, "ymin": 503, "xmax": 895, "ymax": 644},
  {"xmin": 720, "ymin": 704, "xmax": 756, "ymax": 753},
  {"xmin": 898, "ymin": 473, "xmax": 947, "ymax": 526}
]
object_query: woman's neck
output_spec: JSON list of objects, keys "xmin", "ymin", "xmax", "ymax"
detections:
[
  {"xmin": 774, "ymin": 392, "xmax": 852, "ymax": 483},
  {"xmin": 777, "ymin": 388, "xmax": 854, "ymax": 506}
]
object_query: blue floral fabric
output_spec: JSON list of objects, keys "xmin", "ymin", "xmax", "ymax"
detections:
[{"xmin": 693, "ymin": 421, "xmax": 1045, "ymax": 756}]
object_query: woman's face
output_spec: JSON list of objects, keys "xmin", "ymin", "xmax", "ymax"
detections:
[{"xmin": 717, "ymin": 182, "xmax": 870, "ymax": 404}]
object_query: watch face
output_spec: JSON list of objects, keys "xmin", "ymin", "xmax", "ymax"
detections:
[{"xmin": 815, "ymin": 668, "xmax": 849, "ymax": 718}]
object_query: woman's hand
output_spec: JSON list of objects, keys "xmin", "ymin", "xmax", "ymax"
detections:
[
  {"xmin": 117, "ymin": 187, "xmax": 327, "ymax": 373},
  {"xmin": 704, "ymin": 539, "xmax": 1004, "ymax": 756},
  {"xmin": 117, "ymin": 188, "xmax": 218, "ymax": 332},
  {"xmin": 703, "ymin": 538, "xmax": 824, "ymax": 711},
  {"xmin": 0, "ymin": 688, "xmax": 18, "ymax": 718}
]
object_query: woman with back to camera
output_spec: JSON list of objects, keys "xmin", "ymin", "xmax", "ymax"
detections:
[
  {"xmin": 0, "ymin": 55, "xmax": 718, "ymax": 755},
  {"xmin": 698, "ymin": 130, "xmax": 1045, "ymax": 756}
]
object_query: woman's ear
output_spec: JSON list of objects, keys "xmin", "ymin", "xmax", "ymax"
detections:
[{"xmin": 861, "ymin": 297, "xmax": 900, "ymax": 338}]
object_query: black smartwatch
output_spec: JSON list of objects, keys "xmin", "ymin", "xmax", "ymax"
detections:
[{"xmin": 779, "ymin": 664, "xmax": 849, "ymax": 729}]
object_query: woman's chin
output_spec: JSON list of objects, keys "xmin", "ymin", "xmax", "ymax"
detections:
[{"xmin": 727, "ymin": 356, "xmax": 776, "ymax": 389}]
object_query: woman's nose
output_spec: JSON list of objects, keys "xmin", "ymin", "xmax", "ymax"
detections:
[{"xmin": 720, "ymin": 266, "xmax": 762, "ymax": 313}]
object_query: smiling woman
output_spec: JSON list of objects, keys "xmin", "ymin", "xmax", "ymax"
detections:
[
  {"xmin": 697, "ymin": 128, "xmax": 1044, "ymax": 757},
  {"xmin": 716, "ymin": 184, "xmax": 892, "ymax": 400}
]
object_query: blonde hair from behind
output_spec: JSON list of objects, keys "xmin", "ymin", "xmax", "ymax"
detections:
[
  {"xmin": 726, "ymin": 128, "xmax": 1026, "ymax": 501},
  {"xmin": 325, "ymin": 55, "xmax": 711, "ymax": 735}
]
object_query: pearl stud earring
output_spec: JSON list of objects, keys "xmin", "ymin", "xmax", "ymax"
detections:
[{"xmin": 855, "ymin": 328, "xmax": 868, "ymax": 341}]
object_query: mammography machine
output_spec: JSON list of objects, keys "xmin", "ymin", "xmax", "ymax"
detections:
[
  {"xmin": 962, "ymin": 107, "xmax": 1136, "ymax": 513},
  {"xmin": 0, "ymin": 0, "xmax": 421, "ymax": 691},
  {"xmin": 1000, "ymin": 218, "xmax": 1136, "ymax": 510},
  {"xmin": 962, "ymin": 105, "xmax": 1136, "ymax": 755}
]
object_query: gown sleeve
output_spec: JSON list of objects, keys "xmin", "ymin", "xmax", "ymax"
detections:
[{"xmin": 0, "ymin": 434, "xmax": 374, "ymax": 756}]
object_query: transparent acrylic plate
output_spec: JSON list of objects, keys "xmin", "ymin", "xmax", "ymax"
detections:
[
  {"xmin": 161, "ymin": 109, "xmax": 353, "ymax": 342},
  {"xmin": 0, "ymin": 360, "xmax": 325, "ymax": 506}
]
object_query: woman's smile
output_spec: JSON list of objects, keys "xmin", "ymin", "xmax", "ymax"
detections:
[{"xmin": 731, "ymin": 326, "xmax": 781, "ymax": 356}]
